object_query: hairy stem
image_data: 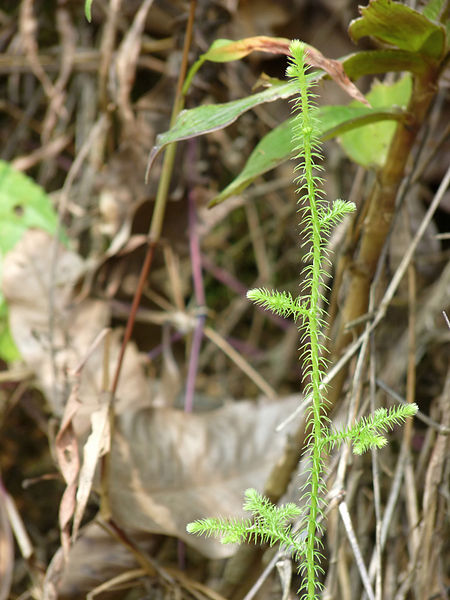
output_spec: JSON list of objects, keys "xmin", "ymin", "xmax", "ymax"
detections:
[{"xmin": 297, "ymin": 57, "xmax": 323, "ymax": 599}]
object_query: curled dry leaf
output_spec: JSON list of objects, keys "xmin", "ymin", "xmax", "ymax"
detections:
[
  {"xmin": 55, "ymin": 386, "xmax": 81, "ymax": 558},
  {"xmin": 73, "ymin": 400, "xmax": 111, "ymax": 543},
  {"xmin": 107, "ymin": 395, "xmax": 299, "ymax": 558},
  {"xmin": 193, "ymin": 36, "xmax": 368, "ymax": 105},
  {"xmin": 3, "ymin": 230, "xmax": 153, "ymax": 560}
]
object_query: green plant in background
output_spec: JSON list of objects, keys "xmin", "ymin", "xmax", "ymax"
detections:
[
  {"xmin": 84, "ymin": 0, "xmax": 93, "ymax": 22},
  {"xmin": 0, "ymin": 160, "xmax": 63, "ymax": 361},
  {"xmin": 148, "ymin": 0, "xmax": 448, "ymax": 203},
  {"xmin": 187, "ymin": 41, "xmax": 418, "ymax": 600}
]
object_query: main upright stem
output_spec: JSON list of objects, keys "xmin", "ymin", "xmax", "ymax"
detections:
[{"xmin": 295, "ymin": 47, "xmax": 324, "ymax": 600}]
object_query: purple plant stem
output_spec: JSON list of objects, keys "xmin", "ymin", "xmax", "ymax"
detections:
[
  {"xmin": 200, "ymin": 253, "xmax": 247, "ymax": 296},
  {"xmin": 201, "ymin": 254, "xmax": 291, "ymax": 331},
  {"xmin": 178, "ymin": 141, "xmax": 205, "ymax": 570},
  {"xmin": 226, "ymin": 336, "xmax": 264, "ymax": 359},
  {"xmin": 147, "ymin": 331, "xmax": 183, "ymax": 361}
]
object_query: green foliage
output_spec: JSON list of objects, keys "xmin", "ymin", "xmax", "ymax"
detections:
[
  {"xmin": 322, "ymin": 403, "xmax": 419, "ymax": 455},
  {"xmin": 339, "ymin": 74, "xmax": 412, "ymax": 168},
  {"xmin": 149, "ymin": 1, "xmax": 448, "ymax": 206},
  {"xmin": 147, "ymin": 80, "xmax": 299, "ymax": 172},
  {"xmin": 283, "ymin": 40, "xmax": 353, "ymax": 599},
  {"xmin": 84, "ymin": 0, "xmax": 93, "ymax": 22},
  {"xmin": 349, "ymin": 0, "xmax": 447, "ymax": 59},
  {"xmin": 246, "ymin": 289, "xmax": 308, "ymax": 321},
  {"xmin": 187, "ymin": 40, "xmax": 418, "ymax": 600},
  {"xmin": 211, "ymin": 105, "xmax": 404, "ymax": 206},
  {"xmin": 188, "ymin": 489, "xmax": 303, "ymax": 553},
  {"xmin": 0, "ymin": 160, "xmax": 63, "ymax": 361}
]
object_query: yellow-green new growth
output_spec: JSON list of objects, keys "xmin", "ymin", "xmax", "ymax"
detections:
[
  {"xmin": 187, "ymin": 40, "xmax": 417, "ymax": 600},
  {"xmin": 284, "ymin": 40, "xmax": 356, "ymax": 600}
]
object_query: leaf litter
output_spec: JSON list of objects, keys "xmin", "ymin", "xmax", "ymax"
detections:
[{"xmin": 0, "ymin": 2, "xmax": 448, "ymax": 599}]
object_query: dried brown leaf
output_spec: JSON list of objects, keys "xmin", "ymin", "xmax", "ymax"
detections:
[
  {"xmin": 304, "ymin": 45, "xmax": 370, "ymax": 106},
  {"xmin": 114, "ymin": 0, "xmax": 155, "ymax": 129},
  {"xmin": 55, "ymin": 386, "xmax": 82, "ymax": 558},
  {"xmin": 2, "ymin": 231, "xmax": 151, "ymax": 432},
  {"xmin": 56, "ymin": 522, "xmax": 157, "ymax": 599},
  {"xmin": 107, "ymin": 396, "xmax": 300, "ymax": 558},
  {"xmin": 73, "ymin": 401, "xmax": 111, "ymax": 541}
]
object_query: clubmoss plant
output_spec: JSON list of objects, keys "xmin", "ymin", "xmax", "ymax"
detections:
[{"xmin": 187, "ymin": 41, "xmax": 417, "ymax": 599}]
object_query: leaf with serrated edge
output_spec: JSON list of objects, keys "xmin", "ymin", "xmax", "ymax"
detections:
[{"xmin": 349, "ymin": 0, "xmax": 445, "ymax": 59}]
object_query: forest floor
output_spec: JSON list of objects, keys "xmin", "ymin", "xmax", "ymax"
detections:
[{"xmin": 0, "ymin": 2, "xmax": 449, "ymax": 600}]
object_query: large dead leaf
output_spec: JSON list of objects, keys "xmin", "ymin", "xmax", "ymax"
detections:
[
  {"xmin": 107, "ymin": 395, "xmax": 300, "ymax": 558},
  {"xmin": 2, "ymin": 230, "xmax": 151, "ymax": 433},
  {"xmin": 2, "ymin": 231, "xmax": 154, "ymax": 557}
]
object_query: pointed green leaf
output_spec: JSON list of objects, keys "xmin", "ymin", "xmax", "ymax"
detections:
[
  {"xmin": 147, "ymin": 80, "xmax": 300, "ymax": 172},
  {"xmin": 183, "ymin": 36, "xmax": 368, "ymax": 105},
  {"xmin": 339, "ymin": 74, "xmax": 412, "ymax": 168},
  {"xmin": 342, "ymin": 49, "xmax": 428, "ymax": 79},
  {"xmin": 0, "ymin": 162, "xmax": 60, "ymax": 255},
  {"xmin": 422, "ymin": 0, "xmax": 447, "ymax": 22},
  {"xmin": 198, "ymin": 37, "xmax": 290, "ymax": 63},
  {"xmin": 349, "ymin": 0, "xmax": 446, "ymax": 60},
  {"xmin": 211, "ymin": 104, "xmax": 406, "ymax": 205}
]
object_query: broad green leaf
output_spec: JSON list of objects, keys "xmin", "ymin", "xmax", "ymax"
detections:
[
  {"xmin": 349, "ymin": 0, "xmax": 446, "ymax": 60},
  {"xmin": 0, "ymin": 160, "xmax": 62, "ymax": 361},
  {"xmin": 211, "ymin": 105, "xmax": 405, "ymax": 205},
  {"xmin": 147, "ymin": 80, "xmax": 300, "ymax": 172},
  {"xmin": 0, "ymin": 161, "xmax": 59, "ymax": 254},
  {"xmin": 211, "ymin": 119, "xmax": 293, "ymax": 205},
  {"xmin": 342, "ymin": 49, "xmax": 428, "ymax": 80},
  {"xmin": 339, "ymin": 74, "xmax": 412, "ymax": 168},
  {"xmin": 422, "ymin": 0, "xmax": 447, "ymax": 22}
]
